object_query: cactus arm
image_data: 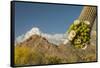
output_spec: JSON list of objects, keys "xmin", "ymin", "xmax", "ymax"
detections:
[{"xmin": 78, "ymin": 6, "xmax": 97, "ymax": 29}]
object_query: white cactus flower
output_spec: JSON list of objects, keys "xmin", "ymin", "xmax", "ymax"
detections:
[
  {"xmin": 74, "ymin": 20, "xmax": 80, "ymax": 25},
  {"xmin": 68, "ymin": 30, "xmax": 76, "ymax": 41},
  {"xmin": 68, "ymin": 35, "xmax": 73, "ymax": 41},
  {"xmin": 69, "ymin": 30, "xmax": 76, "ymax": 38},
  {"xmin": 82, "ymin": 43, "xmax": 87, "ymax": 50},
  {"xmin": 63, "ymin": 39, "xmax": 69, "ymax": 44},
  {"xmin": 84, "ymin": 20, "xmax": 90, "ymax": 25}
]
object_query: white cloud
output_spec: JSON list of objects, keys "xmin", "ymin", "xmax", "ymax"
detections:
[
  {"xmin": 42, "ymin": 33, "xmax": 67, "ymax": 45},
  {"xmin": 15, "ymin": 34, "xmax": 25, "ymax": 44},
  {"xmin": 24, "ymin": 27, "xmax": 41, "ymax": 40},
  {"xmin": 15, "ymin": 27, "xmax": 68, "ymax": 45}
]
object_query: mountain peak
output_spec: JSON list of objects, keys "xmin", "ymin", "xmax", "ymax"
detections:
[
  {"xmin": 16, "ymin": 27, "xmax": 67, "ymax": 45},
  {"xmin": 24, "ymin": 27, "xmax": 41, "ymax": 40}
]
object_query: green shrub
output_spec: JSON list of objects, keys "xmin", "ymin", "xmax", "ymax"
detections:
[
  {"xmin": 45, "ymin": 55, "xmax": 62, "ymax": 64},
  {"xmin": 15, "ymin": 46, "xmax": 44, "ymax": 65}
]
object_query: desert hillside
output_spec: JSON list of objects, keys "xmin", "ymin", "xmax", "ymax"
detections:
[{"xmin": 15, "ymin": 29, "xmax": 96, "ymax": 66}]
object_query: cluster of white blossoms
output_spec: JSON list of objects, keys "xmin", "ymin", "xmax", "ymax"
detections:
[{"xmin": 67, "ymin": 20, "xmax": 90, "ymax": 49}]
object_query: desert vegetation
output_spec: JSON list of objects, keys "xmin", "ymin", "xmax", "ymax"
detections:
[{"xmin": 14, "ymin": 37, "xmax": 96, "ymax": 66}]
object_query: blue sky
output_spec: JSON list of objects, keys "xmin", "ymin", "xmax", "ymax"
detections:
[{"xmin": 15, "ymin": 2, "xmax": 83, "ymax": 38}]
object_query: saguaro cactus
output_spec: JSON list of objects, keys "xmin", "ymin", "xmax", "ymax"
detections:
[
  {"xmin": 78, "ymin": 6, "xmax": 97, "ymax": 29},
  {"xmin": 65, "ymin": 6, "xmax": 97, "ymax": 49}
]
